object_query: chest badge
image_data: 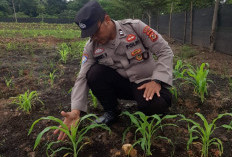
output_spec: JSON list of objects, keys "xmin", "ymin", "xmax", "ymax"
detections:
[
  {"xmin": 131, "ymin": 48, "xmax": 142, "ymax": 56},
  {"xmin": 126, "ymin": 34, "xmax": 136, "ymax": 42},
  {"xmin": 94, "ymin": 48, "xmax": 104, "ymax": 55},
  {"xmin": 136, "ymin": 54, "xmax": 143, "ymax": 61}
]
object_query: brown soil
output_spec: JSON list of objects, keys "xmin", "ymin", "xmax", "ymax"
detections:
[{"xmin": 0, "ymin": 36, "xmax": 232, "ymax": 157}]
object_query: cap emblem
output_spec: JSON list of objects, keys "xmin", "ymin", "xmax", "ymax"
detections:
[{"xmin": 79, "ymin": 23, "xmax": 86, "ymax": 29}]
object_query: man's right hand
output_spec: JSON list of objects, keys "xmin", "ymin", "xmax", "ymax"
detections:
[{"xmin": 53, "ymin": 109, "xmax": 80, "ymax": 141}]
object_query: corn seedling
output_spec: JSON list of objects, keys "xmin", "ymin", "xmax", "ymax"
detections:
[
  {"xmin": 68, "ymin": 88, "xmax": 73, "ymax": 94},
  {"xmin": 11, "ymin": 90, "xmax": 44, "ymax": 113},
  {"xmin": 49, "ymin": 70, "xmax": 57, "ymax": 87},
  {"xmin": 168, "ymin": 86, "xmax": 178, "ymax": 100},
  {"xmin": 77, "ymin": 40, "xmax": 87, "ymax": 58},
  {"xmin": 4, "ymin": 77, "xmax": 12, "ymax": 88},
  {"xmin": 173, "ymin": 60, "xmax": 189, "ymax": 80},
  {"xmin": 179, "ymin": 113, "xmax": 232, "ymax": 157},
  {"xmin": 122, "ymin": 111, "xmax": 177, "ymax": 156},
  {"xmin": 185, "ymin": 63, "xmax": 213, "ymax": 103},
  {"xmin": 58, "ymin": 43, "xmax": 70, "ymax": 64},
  {"xmin": 6, "ymin": 42, "xmax": 17, "ymax": 51},
  {"xmin": 28, "ymin": 114, "xmax": 111, "ymax": 157},
  {"xmin": 89, "ymin": 90, "xmax": 98, "ymax": 108}
]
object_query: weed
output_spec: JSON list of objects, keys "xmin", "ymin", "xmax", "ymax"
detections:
[
  {"xmin": 178, "ymin": 45, "xmax": 198, "ymax": 59},
  {"xmin": 11, "ymin": 90, "xmax": 44, "ymax": 113},
  {"xmin": 179, "ymin": 113, "xmax": 232, "ymax": 157},
  {"xmin": 28, "ymin": 114, "xmax": 111, "ymax": 157},
  {"xmin": 122, "ymin": 111, "xmax": 177, "ymax": 156}
]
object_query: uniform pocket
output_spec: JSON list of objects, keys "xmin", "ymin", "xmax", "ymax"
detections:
[{"xmin": 126, "ymin": 48, "xmax": 149, "ymax": 63}]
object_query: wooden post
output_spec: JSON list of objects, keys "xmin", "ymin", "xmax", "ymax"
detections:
[
  {"xmin": 183, "ymin": 10, "xmax": 187, "ymax": 43},
  {"xmin": 169, "ymin": 2, "xmax": 173, "ymax": 38},
  {"xmin": 12, "ymin": 0, "xmax": 17, "ymax": 22},
  {"xmin": 210, "ymin": 0, "xmax": 220, "ymax": 52},
  {"xmin": 190, "ymin": 1, "xmax": 193, "ymax": 44}
]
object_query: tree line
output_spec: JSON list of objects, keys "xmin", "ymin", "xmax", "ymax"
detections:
[{"xmin": 0, "ymin": 0, "xmax": 232, "ymax": 20}]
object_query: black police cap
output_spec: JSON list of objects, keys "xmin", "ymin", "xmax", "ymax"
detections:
[{"xmin": 74, "ymin": 1, "xmax": 106, "ymax": 38}]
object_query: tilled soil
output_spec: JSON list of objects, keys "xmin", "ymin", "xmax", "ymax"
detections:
[{"xmin": 0, "ymin": 36, "xmax": 232, "ymax": 157}]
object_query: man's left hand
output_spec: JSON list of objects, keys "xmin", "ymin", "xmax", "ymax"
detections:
[{"xmin": 137, "ymin": 81, "xmax": 161, "ymax": 101}]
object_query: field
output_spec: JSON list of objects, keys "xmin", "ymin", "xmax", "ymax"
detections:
[{"xmin": 0, "ymin": 22, "xmax": 232, "ymax": 157}]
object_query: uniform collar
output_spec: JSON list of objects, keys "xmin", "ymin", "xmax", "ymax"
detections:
[
  {"xmin": 114, "ymin": 20, "xmax": 127, "ymax": 39},
  {"xmin": 103, "ymin": 20, "xmax": 126, "ymax": 49}
]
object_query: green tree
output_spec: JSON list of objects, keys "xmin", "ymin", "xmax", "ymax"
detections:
[
  {"xmin": 45, "ymin": 0, "xmax": 67, "ymax": 15},
  {"xmin": 37, "ymin": 0, "xmax": 47, "ymax": 20},
  {"xmin": 0, "ymin": 0, "xmax": 10, "ymax": 17},
  {"xmin": 99, "ymin": 0, "xmax": 129, "ymax": 20},
  {"xmin": 67, "ymin": 0, "xmax": 90, "ymax": 11},
  {"xmin": 226, "ymin": 0, "xmax": 232, "ymax": 4}
]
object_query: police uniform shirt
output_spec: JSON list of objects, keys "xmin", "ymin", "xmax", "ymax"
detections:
[{"xmin": 71, "ymin": 19, "xmax": 174, "ymax": 112}]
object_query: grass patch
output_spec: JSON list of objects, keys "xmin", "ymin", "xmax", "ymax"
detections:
[{"xmin": 178, "ymin": 45, "xmax": 199, "ymax": 59}]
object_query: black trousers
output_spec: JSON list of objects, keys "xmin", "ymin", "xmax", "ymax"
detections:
[{"xmin": 86, "ymin": 64, "xmax": 172, "ymax": 116}]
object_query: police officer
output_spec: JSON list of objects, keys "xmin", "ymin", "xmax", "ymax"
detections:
[{"xmin": 54, "ymin": 0, "xmax": 173, "ymax": 140}]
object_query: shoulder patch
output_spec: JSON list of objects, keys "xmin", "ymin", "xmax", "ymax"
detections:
[
  {"xmin": 81, "ymin": 53, "xmax": 88, "ymax": 64},
  {"xmin": 143, "ymin": 26, "xmax": 158, "ymax": 42}
]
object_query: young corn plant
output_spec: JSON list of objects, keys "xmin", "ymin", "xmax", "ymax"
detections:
[
  {"xmin": 172, "ymin": 60, "xmax": 190, "ymax": 99},
  {"xmin": 4, "ymin": 77, "xmax": 12, "ymax": 88},
  {"xmin": 28, "ymin": 114, "xmax": 111, "ymax": 157},
  {"xmin": 69, "ymin": 40, "xmax": 87, "ymax": 59},
  {"xmin": 222, "ymin": 120, "xmax": 232, "ymax": 131},
  {"xmin": 179, "ymin": 113, "xmax": 232, "ymax": 157},
  {"xmin": 89, "ymin": 90, "xmax": 98, "ymax": 108},
  {"xmin": 58, "ymin": 43, "xmax": 70, "ymax": 64},
  {"xmin": 185, "ymin": 63, "xmax": 213, "ymax": 103},
  {"xmin": 122, "ymin": 111, "xmax": 177, "ymax": 156},
  {"xmin": 49, "ymin": 70, "xmax": 57, "ymax": 87},
  {"xmin": 76, "ymin": 40, "xmax": 87, "ymax": 58},
  {"xmin": 11, "ymin": 90, "xmax": 44, "ymax": 113},
  {"xmin": 168, "ymin": 86, "xmax": 178, "ymax": 100},
  {"xmin": 173, "ymin": 60, "xmax": 188, "ymax": 80}
]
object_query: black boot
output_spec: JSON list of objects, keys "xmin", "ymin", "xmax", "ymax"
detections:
[{"xmin": 94, "ymin": 109, "xmax": 121, "ymax": 126}]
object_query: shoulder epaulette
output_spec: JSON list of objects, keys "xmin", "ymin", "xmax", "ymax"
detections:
[{"xmin": 119, "ymin": 19, "xmax": 140, "ymax": 25}]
